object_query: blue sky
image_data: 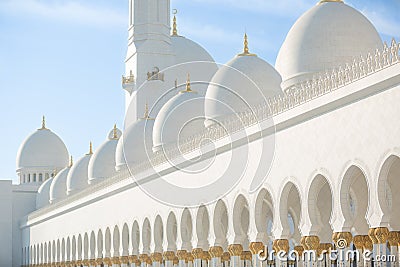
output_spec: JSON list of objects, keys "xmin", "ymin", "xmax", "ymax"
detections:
[{"xmin": 0, "ymin": 0, "xmax": 399, "ymax": 183}]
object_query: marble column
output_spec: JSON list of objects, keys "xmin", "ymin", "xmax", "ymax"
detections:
[
  {"xmin": 150, "ymin": 253, "xmax": 162, "ymax": 267},
  {"xmin": 249, "ymin": 242, "xmax": 265, "ymax": 267},
  {"xmin": 273, "ymin": 240, "xmax": 289, "ymax": 267},
  {"xmin": 388, "ymin": 232, "xmax": 400, "ymax": 267},
  {"xmin": 369, "ymin": 228, "xmax": 389, "ymax": 267},
  {"xmin": 294, "ymin": 246, "xmax": 304, "ymax": 267},
  {"xmin": 333, "ymin": 232, "xmax": 352, "ymax": 267},
  {"xmin": 228, "ymin": 245, "xmax": 243, "ymax": 267},
  {"xmin": 163, "ymin": 251, "xmax": 176, "ymax": 267},
  {"xmin": 191, "ymin": 249, "xmax": 203, "ymax": 267},
  {"xmin": 177, "ymin": 250, "xmax": 188, "ymax": 267}
]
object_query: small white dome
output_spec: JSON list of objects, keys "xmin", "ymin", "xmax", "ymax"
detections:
[
  {"xmin": 153, "ymin": 79, "xmax": 206, "ymax": 152},
  {"xmin": 172, "ymin": 35, "xmax": 216, "ymax": 65},
  {"xmin": 66, "ymin": 146, "xmax": 92, "ymax": 195},
  {"xmin": 16, "ymin": 119, "xmax": 69, "ymax": 172},
  {"xmin": 36, "ymin": 177, "xmax": 54, "ymax": 209},
  {"xmin": 49, "ymin": 166, "xmax": 71, "ymax": 204},
  {"xmin": 88, "ymin": 126, "xmax": 121, "ymax": 184},
  {"xmin": 205, "ymin": 41, "xmax": 282, "ymax": 127},
  {"xmin": 275, "ymin": 1, "xmax": 382, "ymax": 90},
  {"xmin": 116, "ymin": 117, "xmax": 155, "ymax": 171}
]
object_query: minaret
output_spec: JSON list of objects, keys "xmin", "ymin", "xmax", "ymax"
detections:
[{"xmin": 123, "ymin": 0, "xmax": 174, "ymax": 123}]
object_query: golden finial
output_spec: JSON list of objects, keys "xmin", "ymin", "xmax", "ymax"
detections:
[
  {"xmin": 141, "ymin": 102, "xmax": 155, "ymax": 120},
  {"xmin": 238, "ymin": 33, "xmax": 256, "ymax": 56},
  {"xmin": 69, "ymin": 156, "xmax": 73, "ymax": 167},
  {"xmin": 172, "ymin": 9, "xmax": 178, "ymax": 36},
  {"xmin": 113, "ymin": 124, "xmax": 118, "ymax": 139},
  {"xmin": 186, "ymin": 73, "xmax": 191, "ymax": 92},
  {"xmin": 39, "ymin": 115, "xmax": 47, "ymax": 130},
  {"xmin": 87, "ymin": 141, "xmax": 93, "ymax": 155}
]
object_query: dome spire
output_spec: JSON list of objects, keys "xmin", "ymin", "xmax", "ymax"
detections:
[
  {"xmin": 87, "ymin": 141, "xmax": 93, "ymax": 155},
  {"xmin": 39, "ymin": 115, "xmax": 48, "ymax": 130},
  {"xmin": 238, "ymin": 33, "xmax": 256, "ymax": 56},
  {"xmin": 180, "ymin": 73, "xmax": 197, "ymax": 93},
  {"xmin": 142, "ymin": 102, "xmax": 155, "ymax": 120},
  {"xmin": 113, "ymin": 124, "xmax": 118, "ymax": 139},
  {"xmin": 172, "ymin": 9, "xmax": 178, "ymax": 36}
]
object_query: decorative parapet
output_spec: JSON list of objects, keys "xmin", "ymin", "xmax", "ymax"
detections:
[{"xmin": 27, "ymin": 39, "xmax": 400, "ymax": 221}]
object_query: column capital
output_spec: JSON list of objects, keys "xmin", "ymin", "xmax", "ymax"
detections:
[
  {"xmin": 353, "ymin": 235, "xmax": 365, "ymax": 250},
  {"xmin": 222, "ymin": 252, "xmax": 230, "ymax": 262},
  {"xmin": 95, "ymin": 258, "xmax": 104, "ymax": 265},
  {"xmin": 374, "ymin": 227, "xmax": 389, "ymax": 244},
  {"xmin": 368, "ymin": 228, "xmax": 378, "ymax": 244},
  {"xmin": 173, "ymin": 256, "xmax": 179, "ymax": 265},
  {"xmin": 120, "ymin": 256, "xmax": 130, "ymax": 264},
  {"xmin": 209, "ymin": 246, "xmax": 223, "ymax": 258},
  {"xmin": 303, "ymin": 236, "xmax": 320, "ymax": 250},
  {"xmin": 294, "ymin": 245, "xmax": 304, "ymax": 256},
  {"xmin": 273, "ymin": 239, "xmax": 289, "ymax": 253},
  {"xmin": 241, "ymin": 251, "xmax": 251, "ymax": 261},
  {"xmin": 176, "ymin": 250, "xmax": 187, "ymax": 261},
  {"xmin": 139, "ymin": 254, "xmax": 149, "ymax": 262},
  {"xmin": 317, "ymin": 243, "xmax": 333, "ymax": 256},
  {"xmin": 228, "ymin": 244, "xmax": 243, "ymax": 256},
  {"xmin": 150, "ymin": 252, "xmax": 163, "ymax": 263},
  {"xmin": 191, "ymin": 248, "xmax": 203, "ymax": 259},
  {"xmin": 335, "ymin": 232, "xmax": 352, "ymax": 248},
  {"xmin": 388, "ymin": 231, "xmax": 400, "ymax": 247},
  {"xmin": 111, "ymin": 257, "xmax": 121, "ymax": 265},
  {"xmin": 202, "ymin": 251, "xmax": 211, "ymax": 261},
  {"xmin": 163, "ymin": 251, "xmax": 175, "ymax": 261},
  {"xmin": 186, "ymin": 253, "xmax": 194, "ymax": 263},
  {"xmin": 249, "ymin": 242, "xmax": 264, "ymax": 255},
  {"xmin": 363, "ymin": 235, "xmax": 373, "ymax": 251},
  {"xmin": 128, "ymin": 255, "xmax": 138, "ymax": 263}
]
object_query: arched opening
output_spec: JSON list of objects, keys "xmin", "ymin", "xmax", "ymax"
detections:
[
  {"xmin": 105, "ymin": 228, "xmax": 112, "ymax": 258},
  {"xmin": 378, "ymin": 156, "xmax": 400, "ymax": 230},
  {"xmin": 196, "ymin": 205, "xmax": 210, "ymax": 249},
  {"xmin": 90, "ymin": 231, "xmax": 96, "ymax": 260},
  {"xmin": 77, "ymin": 235, "xmax": 83, "ymax": 261},
  {"xmin": 255, "ymin": 189, "xmax": 274, "ymax": 245},
  {"xmin": 233, "ymin": 195, "xmax": 250, "ymax": 248},
  {"xmin": 180, "ymin": 208, "xmax": 193, "ymax": 251},
  {"xmin": 97, "ymin": 230, "xmax": 104, "ymax": 259},
  {"xmin": 340, "ymin": 166, "xmax": 369, "ymax": 235},
  {"xmin": 52, "ymin": 240, "xmax": 56, "ymax": 263},
  {"xmin": 61, "ymin": 239, "xmax": 66, "ymax": 262},
  {"xmin": 279, "ymin": 182, "xmax": 302, "ymax": 248},
  {"xmin": 71, "ymin": 237, "xmax": 76, "ymax": 262},
  {"xmin": 131, "ymin": 221, "xmax": 140, "ymax": 255},
  {"xmin": 66, "ymin": 237, "xmax": 71, "ymax": 262},
  {"xmin": 83, "ymin": 233, "xmax": 89, "ymax": 260},
  {"xmin": 308, "ymin": 175, "xmax": 333, "ymax": 243},
  {"xmin": 122, "ymin": 223, "xmax": 130, "ymax": 256},
  {"xmin": 142, "ymin": 218, "xmax": 152, "ymax": 254},
  {"xmin": 154, "ymin": 215, "xmax": 164, "ymax": 253},
  {"xmin": 113, "ymin": 226, "xmax": 121, "ymax": 257},
  {"xmin": 167, "ymin": 212, "xmax": 178, "ymax": 251},
  {"xmin": 213, "ymin": 200, "xmax": 228, "ymax": 249}
]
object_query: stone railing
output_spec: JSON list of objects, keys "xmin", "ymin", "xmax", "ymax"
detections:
[{"xmin": 27, "ymin": 39, "xmax": 400, "ymax": 220}]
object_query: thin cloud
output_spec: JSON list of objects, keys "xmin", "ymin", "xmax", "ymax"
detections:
[{"xmin": 0, "ymin": 0, "xmax": 126, "ymax": 28}]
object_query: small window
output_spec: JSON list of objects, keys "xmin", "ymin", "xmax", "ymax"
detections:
[
  {"xmin": 33, "ymin": 174, "xmax": 37, "ymax": 182},
  {"xmin": 39, "ymin": 173, "xmax": 43, "ymax": 182},
  {"xmin": 28, "ymin": 174, "xmax": 31, "ymax": 183}
]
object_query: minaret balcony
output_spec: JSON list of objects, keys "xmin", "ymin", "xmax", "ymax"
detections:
[{"xmin": 122, "ymin": 71, "xmax": 136, "ymax": 94}]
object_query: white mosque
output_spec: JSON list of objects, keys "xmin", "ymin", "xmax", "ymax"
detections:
[{"xmin": 1, "ymin": 0, "xmax": 400, "ymax": 266}]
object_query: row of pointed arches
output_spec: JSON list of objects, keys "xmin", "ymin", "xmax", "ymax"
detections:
[{"xmin": 24, "ymin": 154, "xmax": 400, "ymax": 265}]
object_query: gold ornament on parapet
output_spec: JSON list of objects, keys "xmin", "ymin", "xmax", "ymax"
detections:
[
  {"xmin": 228, "ymin": 244, "xmax": 243, "ymax": 256},
  {"xmin": 209, "ymin": 246, "xmax": 223, "ymax": 258}
]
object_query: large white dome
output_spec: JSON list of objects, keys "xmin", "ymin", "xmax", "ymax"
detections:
[
  {"xmin": 16, "ymin": 119, "xmax": 69, "ymax": 172},
  {"xmin": 66, "ymin": 145, "xmax": 93, "ymax": 195},
  {"xmin": 88, "ymin": 126, "xmax": 122, "ymax": 184},
  {"xmin": 275, "ymin": 0, "xmax": 382, "ymax": 90},
  {"xmin": 36, "ymin": 177, "xmax": 54, "ymax": 209},
  {"xmin": 153, "ymin": 79, "xmax": 206, "ymax": 152},
  {"xmin": 116, "ymin": 114, "xmax": 155, "ymax": 171},
  {"xmin": 49, "ymin": 165, "xmax": 71, "ymax": 204},
  {"xmin": 205, "ymin": 38, "xmax": 282, "ymax": 127}
]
